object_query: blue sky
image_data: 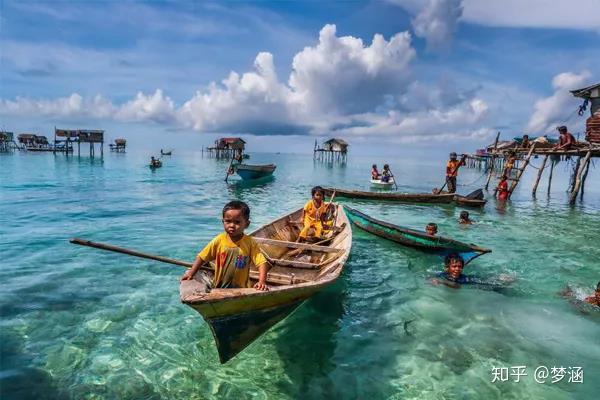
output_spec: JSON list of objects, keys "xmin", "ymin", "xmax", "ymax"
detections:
[{"xmin": 1, "ymin": 0, "xmax": 598, "ymax": 153}]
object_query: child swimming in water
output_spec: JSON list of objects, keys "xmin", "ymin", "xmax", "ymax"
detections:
[
  {"xmin": 425, "ymin": 223, "xmax": 438, "ymax": 236},
  {"xmin": 458, "ymin": 211, "xmax": 473, "ymax": 225},
  {"xmin": 584, "ymin": 282, "xmax": 600, "ymax": 307}
]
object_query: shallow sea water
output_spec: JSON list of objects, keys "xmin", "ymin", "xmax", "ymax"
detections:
[{"xmin": 1, "ymin": 150, "xmax": 599, "ymax": 399}]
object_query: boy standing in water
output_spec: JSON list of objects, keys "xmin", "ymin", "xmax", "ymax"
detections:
[
  {"xmin": 181, "ymin": 201, "xmax": 269, "ymax": 291},
  {"xmin": 299, "ymin": 186, "xmax": 331, "ymax": 241},
  {"xmin": 458, "ymin": 211, "xmax": 473, "ymax": 225},
  {"xmin": 496, "ymin": 175, "xmax": 509, "ymax": 200}
]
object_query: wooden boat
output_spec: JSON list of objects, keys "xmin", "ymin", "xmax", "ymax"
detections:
[
  {"xmin": 180, "ymin": 204, "xmax": 351, "ymax": 363},
  {"xmin": 454, "ymin": 195, "xmax": 486, "ymax": 207},
  {"xmin": 344, "ymin": 206, "xmax": 490, "ymax": 264},
  {"xmin": 234, "ymin": 163, "xmax": 276, "ymax": 180},
  {"xmin": 160, "ymin": 149, "xmax": 172, "ymax": 156},
  {"xmin": 370, "ymin": 177, "xmax": 395, "ymax": 189},
  {"xmin": 323, "ymin": 187, "xmax": 455, "ymax": 203}
]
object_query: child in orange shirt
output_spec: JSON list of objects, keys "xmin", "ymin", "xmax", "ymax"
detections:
[{"xmin": 299, "ymin": 186, "xmax": 332, "ymax": 240}]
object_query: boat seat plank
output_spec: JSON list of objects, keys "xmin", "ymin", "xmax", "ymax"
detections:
[
  {"xmin": 266, "ymin": 257, "xmax": 321, "ymax": 270},
  {"xmin": 254, "ymin": 237, "xmax": 342, "ymax": 253}
]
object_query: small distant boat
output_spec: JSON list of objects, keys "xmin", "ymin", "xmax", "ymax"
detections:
[
  {"xmin": 160, "ymin": 149, "xmax": 172, "ymax": 156},
  {"xmin": 180, "ymin": 204, "xmax": 351, "ymax": 363},
  {"xmin": 323, "ymin": 187, "xmax": 454, "ymax": 203},
  {"xmin": 234, "ymin": 163, "xmax": 276, "ymax": 180},
  {"xmin": 370, "ymin": 177, "xmax": 395, "ymax": 189},
  {"xmin": 344, "ymin": 206, "xmax": 491, "ymax": 264}
]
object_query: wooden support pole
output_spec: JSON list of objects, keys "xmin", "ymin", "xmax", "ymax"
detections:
[
  {"xmin": 531, "ymin": 155, "xmax": 548, "ymax": 196},
  {"xmin": 569, "ymin": 151, "xmax": 592, "ymax": 204},
  {"xmin": 568, "ymin": 157, "xmax": 581, "ymax": 193},
  {"xmin": 547, "ymin": 159, "xmax": 555, "ymax": 195},
  {"xmin": 507, "ymin": 143, "xmax": 536, "ymax": 199},
  {"xmin": 485, "ymin": 132, "xmax": 501, "ymax": 190},
  {"xmin": 580, "ymin": 158, "xmax": 591, "ymax": 199}
]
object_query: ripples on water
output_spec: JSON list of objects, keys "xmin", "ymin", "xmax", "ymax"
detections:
[{"xmin": 1, "ymin": 151, "xmax": 599, "ymax": 399}]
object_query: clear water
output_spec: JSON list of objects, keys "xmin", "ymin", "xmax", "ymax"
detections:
[{"xmin": 1, "ymin": 150, "xmax": 599, "ymax": 399}]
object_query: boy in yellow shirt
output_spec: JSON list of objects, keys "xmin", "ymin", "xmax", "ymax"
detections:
[
  {"xmin": 181, "ymin": 201, "xmax": 269, "ymax": 291},
  {"xmin": 299, "ymin": 186, "xmax": 332, "ymax": 241}
]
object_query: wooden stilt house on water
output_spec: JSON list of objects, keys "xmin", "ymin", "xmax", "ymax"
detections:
[
  {"xmin": 204, "ymin": 137, "xmax": 246, "ymax": 159},
  {"xmin": 54, "ymin": 128, "xmax": 104, "ymax": 157},
  {"xmin": 18, "ymin": 133, "xmax": 51, "ymax": 151},
  {"xmin": 314, "ymin": 138, "xmax": 348, "ymax": 162},
  {"xmin": 109, "ymin": 138, "xmax": 127, "ymax": 152},
  {"xmin": 0, "ymin": 131, "xmax": 18, "ymax": 152}
]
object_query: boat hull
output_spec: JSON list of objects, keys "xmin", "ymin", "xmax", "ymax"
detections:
[
  {"xmin": 370, "ymin": 178, "xmax": 395, "ymax": 188},
  {"xmin": 344, "ymin": 206, "xmax": 490, "ymax": 264},
  {"xmin": 180, "ymin": 204, "xmax": 351, "ymax": 363},
  {"xmin": 324, "ymin": 187, "xmax": 454, "ymax": 203},
  {"xmin": 235, "ymin": 164, "xmax": 276, "ymax": 180}
]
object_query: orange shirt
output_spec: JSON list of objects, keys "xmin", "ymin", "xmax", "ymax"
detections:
[
  {"xmin": 303, "ymin": 199, "xmax": 328, "ymax": 223},
  {"xmin": 446, "ymin": 160, "xmax": 462, "ymax": 177}
]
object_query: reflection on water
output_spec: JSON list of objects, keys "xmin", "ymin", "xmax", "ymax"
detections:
[{"xmin": 1, "ymin": 150, "xmax": 599, "ymax": 398}]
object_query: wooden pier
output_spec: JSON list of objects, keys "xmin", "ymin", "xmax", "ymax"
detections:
[
  {"xmin": 204, "ymin": 137, "xmax": 245, "ymax": 159},
  {"xmin": 54, "ymin": 128, "xmax": 104, "ymax": 157}
]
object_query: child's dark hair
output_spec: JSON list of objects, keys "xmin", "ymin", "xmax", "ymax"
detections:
[
  {"xmin": 596, "ymin": 281, "xmax": 600, "ymax": 291},
  {"xmin": 222, "ymin": 200, "xmax": 250, "ymax": 220},
  {"xmin": 444, "ymin": 253, "xmax": 464, "ymax": 267},
  {"xmin": 459, "ymin": 211, "xmax": 469, "ymax": 220},
  {"xmin": 384, "ymin": 164, "xmax": 389, "ymax": 169},
  {"xmin": 372, "ymin": 164, "xmax": 377, "ymax": 169},
  {"xmin": 311, "ymin": 186, "xmax": 324, "ymax": 196},
  {"xmin": 426, "ymin": 223, "xmax": 437, "ymax": 230}
]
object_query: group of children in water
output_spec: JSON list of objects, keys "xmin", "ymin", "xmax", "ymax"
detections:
[{"xmin": 180, "ymin": 184, "xmax": 598, "ymax": 309}]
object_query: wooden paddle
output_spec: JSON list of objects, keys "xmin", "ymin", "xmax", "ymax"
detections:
[
  {"xmin": 437, "ymin": 154, "xmax": 466, "ymax": 193},
  {"xmin": 386, "ymin": 166, "xmax": 399, "ymax": 190},
  {"xmin": 224, "ymin": 156, "xmax": 235, "ymax": 182}
]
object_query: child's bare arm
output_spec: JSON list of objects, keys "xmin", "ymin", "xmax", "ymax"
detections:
[
  {"xmin": 181, "ymin": 256, "xmax": 204, "ymax": 281},
  {"xmin": 253, "ymin": 262, "xmax": 270, "ymax": 291}
]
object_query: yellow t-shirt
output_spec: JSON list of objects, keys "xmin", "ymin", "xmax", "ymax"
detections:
[
  {"xmin": 303, "ymin": 199, "xmax": 328, "ymax": 223},
  {"xmin": 197, "ymin": 233, "xmax": 267, "ymax": 289}
]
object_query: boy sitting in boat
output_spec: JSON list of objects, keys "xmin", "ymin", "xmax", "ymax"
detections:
[
  {"xmin": 299, "ymin": 186, "xmax": 334, "ymax": 241},
  {"xmin": 458, "ymin": 211, "xmax": 473, "ymax": 225},
  {"xmin": 371, "ymin": 164, "xmax": 380, "ymax": 180},
  {"xmin": 425, "ymin": 223, "xmax": 438, "ymax": 236},
  {"xmin": 181, "ymin": 200, "xmax": 269, "ymax": 291}
]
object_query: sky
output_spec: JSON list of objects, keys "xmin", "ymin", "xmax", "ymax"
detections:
[{"xmin": 0, "ymin": 0, "xmax": 599, "ymax": 154}]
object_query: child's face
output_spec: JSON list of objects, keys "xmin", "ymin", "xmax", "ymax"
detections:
[
  {"xmin": 446, "ymin": 258, "xmax": 463, "ymax": 279},
  {"xmin": 313, "ymin": 191, "xmax": 324, "ymax": 203},
  {"xmin": 222, "ymin": 209, "xmax": 249, "ymax": 238},
  {"xmin": 426, "ymin": 226, "xmax": 437, "ymax": 235}
]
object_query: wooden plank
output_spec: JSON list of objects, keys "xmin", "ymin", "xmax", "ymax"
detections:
[
  {"xmin": 254, "ymin": 237, "xmax": 342, "ymax": 253},
  {"xmin": 266, "ymin": 257, "xmax": 320, "ymax": 269}
]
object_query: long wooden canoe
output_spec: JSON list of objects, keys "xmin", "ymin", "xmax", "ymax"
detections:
[
  {"xmin": 323, "ymin": 187, "xmax": 455, "ymax": 203},
  {"xmin": 180, "ymin": 204, "xmax": 351, "ymax": 363},
  {"xmin": 344, "ymin": 206, "xmax": 490, "ymax": 264},
  {"xmin": 234, "ymin": 163, "xmax": 276, "ymax": 180},
  {"xmin": 323, "ymin": 187, "xmax": 486, "ymax": 207}
]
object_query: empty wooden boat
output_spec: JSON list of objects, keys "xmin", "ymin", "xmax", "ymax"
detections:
[
  {"xmin": 323, "ymin": 187, "xmax": 455, "ymax": 203},
  {"xmin": 180, "ymin": 204, "xmax": 351, "ymax": 363},
  {"xmin": 234, "ymin": 163, "xmax": 276, "ymax": 180},
  {"xmin": 344, "ymin": 206, "xmax": 490, "ymax": 264}
]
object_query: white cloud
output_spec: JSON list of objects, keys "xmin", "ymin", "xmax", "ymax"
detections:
[
  {"xmin": 411, "ymin": 0, "xmax": 463, "ymax": 49},
  {"xmin": 526, "ymin": 71, "xmax": 592, "ymax": 133},
  {"xmin": 289, "ymin": 24, "xmax": 416, "ymax": 114},
  {"xmin": 462, "ymin": 0, "xmax": 600, "ymax": 31},
  {"xmin": 0, "ymin": 24, "xmax": 492, "ymax": 141},
  {"xmin": 390, "ymin": 0, "xmax": 600, "ymax": 31}
]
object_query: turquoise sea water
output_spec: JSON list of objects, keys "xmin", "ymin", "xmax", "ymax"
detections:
[{"xmin": 1, "ymin": 150, "xmax": 599, "ymax": 399}]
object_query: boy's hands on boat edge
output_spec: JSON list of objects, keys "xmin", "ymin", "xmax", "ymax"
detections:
[
  {"xmin": 253, "ymin": 282, "xmax": 269, "ymax": 291},
  {"xmin": 181, "ymin": 269, "xmax": 194, "ymax": 281}
]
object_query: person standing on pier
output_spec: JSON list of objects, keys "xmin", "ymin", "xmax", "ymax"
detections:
[{"xmin": 445, "ymin": 152, "xmax": 465, "ymax": 194}]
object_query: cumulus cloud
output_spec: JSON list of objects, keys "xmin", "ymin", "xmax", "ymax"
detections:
[
  {"xmin": 289, "ymin": 24, "xmax": 415, "ymax": 114},
  {"xmin": 0, "ymin": 24, "xmax": 491, "ymax": 141},
  {"xmin": 411, "ymin": 0, "xmax": 463, "ymax": 49},
  {"xmin": 526, "ymin": 71, "xmax": 591, "ymax": 133}
]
